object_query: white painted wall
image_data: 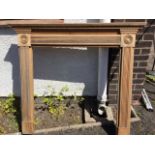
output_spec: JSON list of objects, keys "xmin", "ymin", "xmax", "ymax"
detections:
[{"xmin": 0, "ymin": 19, "xmax": 99, "ymax": 96}]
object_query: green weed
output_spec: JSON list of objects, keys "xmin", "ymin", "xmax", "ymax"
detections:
[
  {"xmin": 42, "ymin": 85, "xmax": 69, "ymax": 118},
  {"xmin": 0, "ymin": 95, "xmax": 16, "ymax": 114}
]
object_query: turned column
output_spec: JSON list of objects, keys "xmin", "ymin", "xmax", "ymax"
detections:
[
  {"xmin": 16, "ymin": 28, "xmax": 34, "ymax": 134},
  {"xmin": 117, "ymin": 29, "xmax": 137, "ymax": 135}
]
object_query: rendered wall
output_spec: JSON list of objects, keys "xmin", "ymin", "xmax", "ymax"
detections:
[{"xmin": 0, "ymin": 19, "xmax": 99, "ymax": 96}]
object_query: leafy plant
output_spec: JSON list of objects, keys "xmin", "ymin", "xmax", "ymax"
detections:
[
  {"xmin": 41, "ymin": 85, "xmax": 85, "ymax": 118},
  {"xmin": 42, "ymin": 85, "xmax": 69, "ymax": 118},
  {"xmin": 79, "ymin": 97, "xmax": 85, "ymax": 104},
  {"xmin": 145, "ymin": 74, "xmax": 155, "ymax": 82},
  {"xmin": 55, "ymin": 85, "xmax": 69, "ymax": 101},
  {"xmin": 60, "ymin": 85, "xmax": 69, "ymax": 94},
  {"xmin": 73, "ymin": 92, "xmax": 77, "ymax": 102},
  {"xmin": 43, "ymin": 96, "xmax": 65, "ymax": 118},
  {"xmin": 72, "ymin": 92, "xmax": 85, "ymax": 104},
  {"xmin": 0, "ymin": 95, "xmax": 16, "ymax": 114}
]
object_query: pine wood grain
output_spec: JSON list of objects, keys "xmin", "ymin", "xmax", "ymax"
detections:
[
  {"xmin": 117, "ymin": 47, "xmax": 134, "ymax": 135},
  {"xmin": 19, "ymin": 47, "xmax": 34, "ymax": 134}
]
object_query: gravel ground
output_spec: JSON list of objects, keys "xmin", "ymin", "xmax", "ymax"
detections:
[
  {"xmin": 38, "ymin": 104, "xmax": 155, "ymax": 135},
  {"xmin": 131, "ymin": 104, "xmax": 155, "ymax": 135},
  {"xmin": 37, "ymin": 79, "xmax": 155, "ymax": 135},
  {"xmin": 1, "ymin": 79, "xmax": 155, "ymax": 135},
  {"xmin": 131, "ymin": 79, "xmax": 155, "ymax": 135},
  {"xmin": 46, "ymin": 79, "xmax": 155, "ymax": 135}
]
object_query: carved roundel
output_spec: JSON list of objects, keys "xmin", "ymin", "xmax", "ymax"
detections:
[
  {"xmin": 20, "ymin": 34, "xmax": 29, "ymax": 44},
  {"xmin": 123, "ymin": 34, "xmax": 133, "ymax": 45}
]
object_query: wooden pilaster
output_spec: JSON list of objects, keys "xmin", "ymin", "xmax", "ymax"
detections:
[
  {"xmin": 16, "ymin": 28, "xmax": 34, "ymax": 134},
  {"xmin": 117, "ymin": 30, "xmax": 137, "ymax": 135}
]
